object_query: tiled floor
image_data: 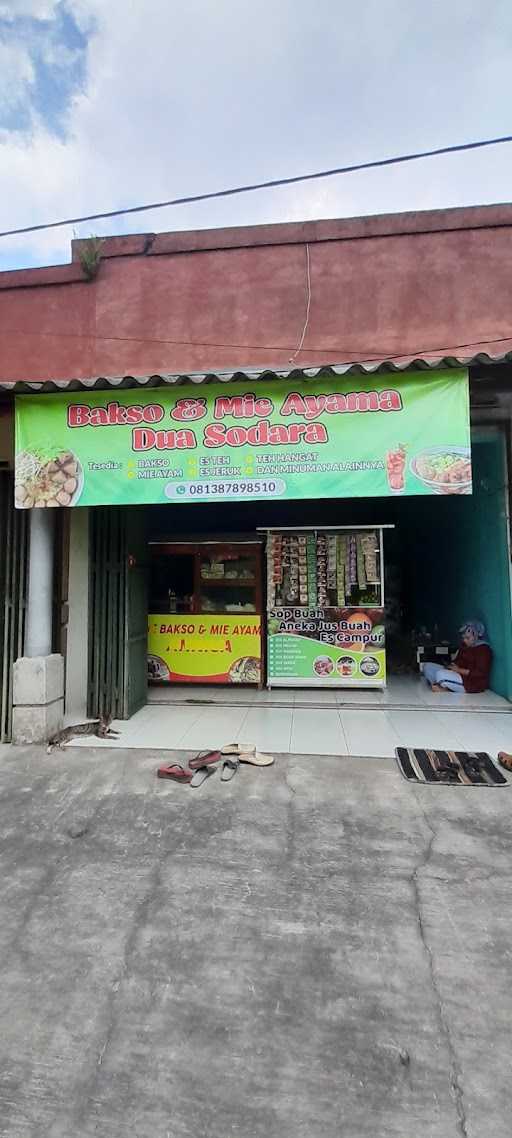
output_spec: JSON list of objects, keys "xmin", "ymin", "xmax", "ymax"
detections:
[
  {"xmin": 147, "ymin": 675, "xmax": 510, "ymax": 711},
  {"xmin": 68, "ymin": 676, "xmax": 512, "ymax": 758}
]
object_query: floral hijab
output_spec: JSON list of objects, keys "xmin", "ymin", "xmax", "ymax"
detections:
[{"xmin": 459, "ymin": 621, "xmax": 489, "ymax": 647}]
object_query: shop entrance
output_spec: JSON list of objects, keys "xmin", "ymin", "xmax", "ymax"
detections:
[
  {"xmin": 87, "ymin": 431, "xmax": 512, "ymax": 719},
  {"xmin": 141, "ymin": 430, "xmax": 512, "ymax": 705},
  {"xmin": 386, "ymin": 429, "xmax": 512, "ymax": 701}
]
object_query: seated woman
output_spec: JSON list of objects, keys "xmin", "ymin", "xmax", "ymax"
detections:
[{"xmin": 423, "ymin": 621, "xmax": 492, "ymax": 694}]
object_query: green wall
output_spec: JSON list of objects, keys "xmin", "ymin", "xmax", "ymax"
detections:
[{"xmin": 406, "ymin": 431, "xmax": 512, "ymax": 699}]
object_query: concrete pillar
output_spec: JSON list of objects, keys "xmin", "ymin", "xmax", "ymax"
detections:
[
  {"xmin": 25, "ymin": 509, "xmax": 54, "ymax": 657},
  {"xmin": 12, "ymin": 509, "xmax": 64, "ymax": 744}
]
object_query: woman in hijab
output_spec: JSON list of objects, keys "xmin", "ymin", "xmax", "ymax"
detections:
[{"xmin": 423, "ymin": 621, "xmax": 492, "ymax": 694}]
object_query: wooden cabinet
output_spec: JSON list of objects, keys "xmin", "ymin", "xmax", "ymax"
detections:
[{"xmin": 148, "ymin": 539, "xmax": 263, "ymax": 686}]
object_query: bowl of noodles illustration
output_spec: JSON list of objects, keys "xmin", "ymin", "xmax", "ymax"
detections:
[
  {"xmin": 15, "ymin": 449, "xmax": 84, "ymax": 508},
  {"xmin": 147, "ymin": 655, "xmax": 171, "ymax": 682},
  {"xmin": 228, "ymin": 657, "xmax": 261, "ymax": 683},
  {"xmin": 410, "ymin": 446, "xmax": 472, "ymax": 495}
]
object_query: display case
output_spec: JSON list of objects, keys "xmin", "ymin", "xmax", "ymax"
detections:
[
  {"xmin": 264, "ymin": 527, "xmax": 388, "ymax": 688},
  {"xmin": 148, "ymin": 540, "xmax": 263, "ymax": 685},
  {"xmin": 199, "ymin": 548, "xmax": 259, "ymax": 615}
]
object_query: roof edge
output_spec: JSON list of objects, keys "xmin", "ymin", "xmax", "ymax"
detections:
[
  {"xmin": 0, "ymin": 261, "xmax": 86, "ymax": 292},
  {"xmin": 2, "ymin": 202, "xmax": 512, "ymax": 290},
  {"xmin": 138, "ymin": 202, "xmax": 512, "ymax": 259},
  {"xmin": 3, "ymin": 351, "xmax": 510, "ymax": 393}
]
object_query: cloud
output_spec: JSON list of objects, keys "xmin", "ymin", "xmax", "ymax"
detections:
[
  {"xmin": 0, "ymin": 2, "xmax": 88, "ymax": 136},
  {"xmin": 39, "ymin": 38, "xmax": 82, "ymax": 69},
  {"xmin": 1, "ymin": 0, "xmax": 512, "ymax": 270},
  {"xmin": 0, "ymin": 41, "xmax": 35, "ymax": 112},
  {"xmin": 0, "ymin": 0, "xmax": 60, "ymax": 19}
]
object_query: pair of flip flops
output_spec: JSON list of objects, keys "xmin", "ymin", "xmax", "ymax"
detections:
[
  {"xmin": 188, "ymin": 743, "xmax": 274, "ymax": 772},
  {"xmin": 188, "ymin": 748, "xmax": 237, "ymax": 786},
  {"xmin": 191, "ymin": 744, "xmax": 274, "ymax": 785},
  {"xmin": 190, "ymin": 757, "xmax": 240, "ymax": 787},
  {"xmin": 157, "ymin": 742, "xmax": 274, "ymax": 788},
  {"xmin": 157, "ymin": 755, "xmax": 239, "ymax": 788},
  {"xmin": 157, "ymin": 749, "xmax": 227, "ymax": 784},
  {"xmin": 221, "ymin": 743, "xmax": 274, "ymax": 766}
]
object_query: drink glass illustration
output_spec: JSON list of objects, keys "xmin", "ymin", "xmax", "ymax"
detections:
[{"xmin": 386, "ymin": 445, "xmax": 406, "ymax": 493}]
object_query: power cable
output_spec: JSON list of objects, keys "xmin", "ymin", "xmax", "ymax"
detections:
[
  {"xmin": 1, "ymin": 328, "xmax": 512, "ymax": 361},
  {"xmin": 1, "ymin": 133, "xmax": 512, "ymax": 239},
  {"xmin": 288, "ymin": 244, "xmax": 311, "ymax": 364}
]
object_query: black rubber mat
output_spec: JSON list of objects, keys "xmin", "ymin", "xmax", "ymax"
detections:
[{"xmin": 395, "ymin": 748, "xmax": 508, "ymax": 785}]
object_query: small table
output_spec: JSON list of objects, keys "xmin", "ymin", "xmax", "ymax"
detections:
[{"xmin": 416, "ymin": 644, "xmax": 454, "ymax": 669}]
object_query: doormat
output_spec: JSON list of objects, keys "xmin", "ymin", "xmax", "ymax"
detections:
[{"xmin": 395, "ymin": 748, "xmax": 508, "ymax": 786}]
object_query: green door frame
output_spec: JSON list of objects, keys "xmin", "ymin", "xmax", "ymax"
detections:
[
  {"xmin": 88, "ymin": 507, "xmax": 148, "ymax": 719},
  {"xmin": 0, "ymin": 470, "xmax": 28, "ymax": 741}
]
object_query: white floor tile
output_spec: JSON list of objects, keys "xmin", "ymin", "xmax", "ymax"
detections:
[
  {"xmin": 178, "ymin": 705, "xmax": 252, "ymax": 751},
  {"xmin": 127, "ymin": 720, "xmax": 199, "ymax": 751},
  {"xmin": 450, "ymin": 712, "xmax": 512, "ymax": 755},
  {"xmin": 148, "ymin": 684, "xmax": 257, "ymax": 705},
  {"xmin": 335, "ymin": 689, "xmax": 385, "ymax": 707},
  {"xmin": 148, "ymin": 675, "xmax": 511, "ymax": 712},
  {"xmin": 68, "ymin": 706, "xmax": 201, "ymax": 750},
  {"xmin": 340, "ymin": 710, "xmax": 400, "ymax": 758},
  {"xmin": 408, "ymin": 677, "xmax": 510, "ymax": 712},
  {"xmin": 292, "ymin": 689, "xmax": 340, "ymax": 707},
  {"xmin": 289, "ymin": 709, "xmax": 348, "ymax": 755},
  {"xmin": 383, "ymin": 677, "xmax": 425, "ymax": 702},
  {"xmin": 417, "ymin": 688, "xmax": 465, "ymax": 710},
  {"xmin": 257, "ymin": 689, "xmax": 296, "ymax": 703},
  {"xmin": 67, "ymin": 675, "xmax": 511, "ymax": 755},
  {"xmin": 387, "ymin": 710, "xmax": 467, "ymax": 751},
  {"xmin": 460, "ymin": 691, "xmax": 511, "ymax": 710},
  {"xmin": 237, "ymin": 707, "xmax": 293, "ymax": 753}
]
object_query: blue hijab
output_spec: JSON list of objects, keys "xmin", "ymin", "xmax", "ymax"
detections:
[{"xmin": 459, "ymin": 620, "xmax": 489, "ymax": 646}]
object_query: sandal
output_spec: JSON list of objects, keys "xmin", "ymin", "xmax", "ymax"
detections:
[
  {"xmin": 221, "ymin": 757, "xmax": 240, "ymax": 781},
  {"xmin": 188, "ymin": 749, "xmax": 223, "ymax": 771},
  {"xmin": 239, "ymin": 751, "xmax": 274, "ymax": 767},
  {"xmin": 157, "ymin": 763, "xmax": 192, "ymax": 783},
  {"xmin": 191, "ymin": 766, "xmax": 216, "ymax": 788},
  {"xmin": 221, "ymin": 743, "xmax": 255, "ymax": 756}
]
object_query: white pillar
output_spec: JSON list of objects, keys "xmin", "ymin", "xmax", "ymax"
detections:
[
  {"xmin": 13, "ymin": 508, "xmax": 64, "ymax": 743},
  {"xmin": 25, "ymin": 509, "xmax": 55, "ymax": 658}
]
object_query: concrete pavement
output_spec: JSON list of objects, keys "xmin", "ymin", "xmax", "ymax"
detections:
[{"xmin": 0, "ymin": 743, "xmax": 510, "ymax": 1137}]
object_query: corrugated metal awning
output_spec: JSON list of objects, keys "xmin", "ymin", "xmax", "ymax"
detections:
[{"xmin": 6, "ymin": 350, "xmax": 512, "ymax": 392}]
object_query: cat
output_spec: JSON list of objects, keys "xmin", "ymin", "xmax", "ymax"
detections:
[{"xmin": 47, "ymin": 712, "xmax": 119, "ymax": 753}]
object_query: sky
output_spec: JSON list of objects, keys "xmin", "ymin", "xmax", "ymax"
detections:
[{"xmin": 0, "ymin": 0, "xmax": 511, "ymax": 271}]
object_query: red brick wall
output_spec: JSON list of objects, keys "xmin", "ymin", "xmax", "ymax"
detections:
[{"xmin": 1, "ymin": 205, "xmax": 512, "ymax": 383}]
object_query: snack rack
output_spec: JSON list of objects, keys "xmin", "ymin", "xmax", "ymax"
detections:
[{"xmin": 260, "ymin": 526, "xmax": 391, "ymax": 689}]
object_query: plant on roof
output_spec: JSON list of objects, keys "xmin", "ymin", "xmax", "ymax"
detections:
[{"xmin": 78, "ymin": 235, "xmax": 105, "ymax": 281}]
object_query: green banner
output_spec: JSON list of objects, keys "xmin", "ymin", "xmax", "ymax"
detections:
[
  {"xmin": 14, "ymin": 369, "xmax": 471, "ymax": 508},
  {"xmin": 267, "ymin": 607, "xmax": 386, "ymax": 685}
]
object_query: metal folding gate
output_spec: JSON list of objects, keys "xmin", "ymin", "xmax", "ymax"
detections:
[
  {"xmin": 88, "ymin": 506, "xmax": 148, "ymax": 720},
  {"xmin": 0, "ymin": 470, "xmax": 28, "ymax": 742}
]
